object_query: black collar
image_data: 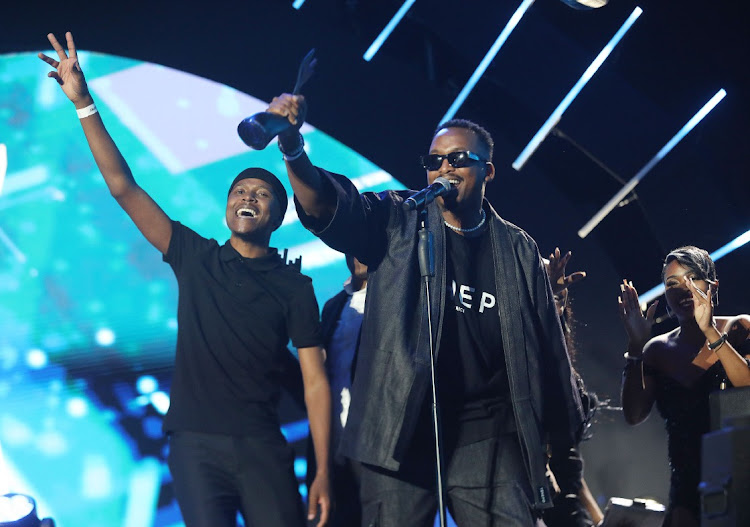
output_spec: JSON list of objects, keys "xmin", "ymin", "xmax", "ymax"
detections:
[{"xmin": 219, "ymin": 242, "xmax": 284, "ymax": 271}]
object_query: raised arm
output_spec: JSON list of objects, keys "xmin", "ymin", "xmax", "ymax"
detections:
[
  {"xmin": 39, "ymin": 32, "xmax": 172, "ymax": 254},
  {"xmin": 618, "ymin": 280, "xmax": 658, "ymax": 424},
  {"xmin": 267, "ymin": 94, "xmax": 336, "ymax": 224}
]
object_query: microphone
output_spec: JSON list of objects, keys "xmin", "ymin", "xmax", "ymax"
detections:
[{"xmin": 403, "ymin": 177, "xmax": 456, "ymax": 211}]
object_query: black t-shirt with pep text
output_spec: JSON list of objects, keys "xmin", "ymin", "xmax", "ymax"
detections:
[{"xmin": 435, "ymin": 226, "xmax": 514, "ymax": 444}]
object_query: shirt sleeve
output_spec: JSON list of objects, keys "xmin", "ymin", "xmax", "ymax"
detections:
[
  {"xmin": 287, "ymin": 277, "xmax": 323, "ymax": 349},
  {"xmin": 293, "ymin": 167, "xmax": 401, "ymax": 268},
  {"xmin": 163, "ymin": 220, "xmax": 211, "ymax": 276}
]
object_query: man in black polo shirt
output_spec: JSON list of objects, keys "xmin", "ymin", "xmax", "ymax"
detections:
[{"xmin": 39, "ymin": 32, "xmax": 331, "ymax": 527}]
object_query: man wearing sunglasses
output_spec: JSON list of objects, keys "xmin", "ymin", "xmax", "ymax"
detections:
[{"xmin": 269, "ymin": 94, "xmax": 583, "ymax": 527}]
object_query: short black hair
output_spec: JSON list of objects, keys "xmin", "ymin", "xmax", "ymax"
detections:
[
  {"xmin": 662, "ymin": 245, "xmax": 718, "ymax": 303},
  {"xmin": 434, "ymin": 119, "xmax": 494, "ymax": 161}
]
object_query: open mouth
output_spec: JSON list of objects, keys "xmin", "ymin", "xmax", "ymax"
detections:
[
  {"xmin": 236, "ymin": 207, "xmax": 258, "ymax": 218},
  {"xmin": 445, "ymin": 177, "xmax": 461, "ymax": 187}
]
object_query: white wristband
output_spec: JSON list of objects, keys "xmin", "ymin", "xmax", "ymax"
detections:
[{"xmin": 76, "ymin": 103, "xmax": 98, "ymax": 119}]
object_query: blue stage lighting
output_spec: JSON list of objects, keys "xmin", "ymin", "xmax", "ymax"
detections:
[
  {"xmin": 363, "ymin": 0, "xmax": 417, "ymax": 62},
  {"xmin": 0, "ymin": 494, "xmax": 55, "ymax": 527},
  {"xmin": 578, "ymin": 88, "xmax": 726, "ymax": 239},
  {"xmin": 638, "ymin": 228, "xmax": 750, "ymax": 305},
  {"xmin": 513, "ymin": 7, "xmax": 642, "ymax": 171},
  {"xmin": 0, "ymin": 144, "xmax": 6, "ymax": 195},
  {"xmin": 441, "ymin": 0, "xmax": 536, "ymax": 123},
  {"xmin": 281, "ymin": 419, "xmax": 310, "ymax": 443}
]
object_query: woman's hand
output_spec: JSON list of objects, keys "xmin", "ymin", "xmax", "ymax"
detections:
[
  {"xmin": 547, "ymin": 247, "xmax": 586, "ymax": 296},
  {"xmin": 686, "ymin": 277, "xmax": 715, "ymax": 334},
  {"xmin": 618, "ymin": 279, "xmax": 658, "ymax": 355}
]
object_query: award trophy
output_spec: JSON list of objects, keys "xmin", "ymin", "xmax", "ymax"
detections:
[{"xmin": 237, "ymin": 49, "xmax": 317, "ymax": 150}]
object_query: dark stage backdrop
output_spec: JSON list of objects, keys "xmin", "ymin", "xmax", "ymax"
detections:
[{"xmin": 1, "ymin": 1, "xmax": 748, "ymax": 526}]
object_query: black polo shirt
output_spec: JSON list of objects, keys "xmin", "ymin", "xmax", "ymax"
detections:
[{"xmin": 163, "ymin": 221, "xmax": 322, "ymax": 435}]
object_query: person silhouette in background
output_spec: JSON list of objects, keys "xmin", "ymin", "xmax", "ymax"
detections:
[
  {"xmin": 307, "ymin": 255, "xmax": 368, "ymax": 526},
  {"xmin": 543, "ymin": 248, "xmax": 603, "ymax": 527}
]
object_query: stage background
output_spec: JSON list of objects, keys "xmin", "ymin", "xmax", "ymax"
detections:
[{"xmin": 1, "ymin": 1, "xmax": 748, "ymax": 525}]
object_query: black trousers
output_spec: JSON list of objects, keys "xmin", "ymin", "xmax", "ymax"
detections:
[
  {"xmin": 359, "ymin": 431, "xmax": 539, "ymax": 527},
  {"xmin": 168, "ymin": 430, "xmax": 305, "ymax": 527}
]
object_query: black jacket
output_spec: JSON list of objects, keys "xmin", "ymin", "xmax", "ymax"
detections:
[{"xmin": 296, "ymin": 169, "xmax": 584, "ymax": 509}]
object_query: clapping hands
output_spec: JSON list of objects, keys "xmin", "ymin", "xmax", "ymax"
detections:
[{"xmin": 618, "ymin": 280, "xmax": 658, "ymax": 355}]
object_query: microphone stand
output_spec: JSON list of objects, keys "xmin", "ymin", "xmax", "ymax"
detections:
[{"xmin": 416, "ymin": 205, "xmax": 447, "ymax": 527}]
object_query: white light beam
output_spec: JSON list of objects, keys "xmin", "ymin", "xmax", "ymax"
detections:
[
  {"xmin": 638, "ymin": 228, "xmax": 750, "ymax": 305},
  {"xmin": 578, "ymin": 88, "xmax": 726, "ymax": 239},
  {"xmin": 513, "ymin": 6, "xmax": 643, "ymax": 171},
  {"xmin": 363, "ymin": 0, "xmax": 417, "ymax": 62},
  {"xmin": 441, "ymin": 0, "xmax": 536, "ymax": 123}
]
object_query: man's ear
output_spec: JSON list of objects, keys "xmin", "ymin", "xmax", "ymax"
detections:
[{"xmin": 484, "ymin": 162, "xmax": 496, "ymax": 184}]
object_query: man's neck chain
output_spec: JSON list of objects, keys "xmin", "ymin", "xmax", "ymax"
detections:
[{"xmin": 444, "ymin": 209, "xmax": 486, "ymax": 233}]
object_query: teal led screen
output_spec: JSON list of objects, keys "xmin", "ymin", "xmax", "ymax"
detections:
[{"xmin": 0, "ymin": 51, "xmax": 405, "ymax": 526}]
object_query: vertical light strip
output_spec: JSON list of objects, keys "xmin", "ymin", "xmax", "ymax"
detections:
[
  {"xmin": 363, "ymin": 0, "xmax": 417, "ymax": 62},
  {"xmin": 638, "ymin": 228, "xmax": 750, "ymax": 305},
  {"xmin": 513, "ymin": 6, "xmax": 643, "ymax": 171},
  {"xmin": 292, "ymin": 0, "xmax": 306, "ymax": 9},
  {"xmin": 578, "ymin": 88, "xmax": 726, "ymax": 239},
  {"xmin": 441, "ymin": 0, "xmax": 536, "ymax": 123},
  {"xmin": 0, "ymin": 144, "xmax": 7, "ymax": 195}
]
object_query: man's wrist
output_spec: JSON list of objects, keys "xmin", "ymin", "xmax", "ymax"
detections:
[
  {"xmin": 278, "ymin": 132, "xmax": 305, "ymax": 161},
  {"xmin": 278, "ymin": 128, "xmax": 302, "ymax": 147},
  {"xmin": 74, "ymin": 95, "xmax": 95, "ymax": 110}
]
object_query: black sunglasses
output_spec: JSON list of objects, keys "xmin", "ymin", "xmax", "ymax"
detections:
[{"xmin": 420, "ymin": 150, "xmax": 487, "ymax": 171}]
